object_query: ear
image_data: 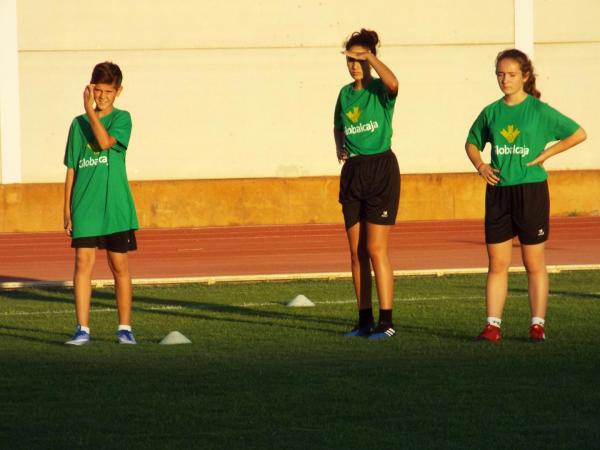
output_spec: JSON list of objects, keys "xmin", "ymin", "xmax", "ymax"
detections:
[
  {"xmin": 522, "ymin": 71, "xmax": 530, "ymax": 83},
  {"xmin": 116, "ymin": 86, "xmax": 123, "ymax": 97}
]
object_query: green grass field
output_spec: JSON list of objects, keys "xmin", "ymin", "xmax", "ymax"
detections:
[{"xmin": 1, "ymin": 271, "xmax": 599, "ymax": 449}]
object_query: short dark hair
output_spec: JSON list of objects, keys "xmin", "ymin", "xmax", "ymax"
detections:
[{"xmin": 90, "ymin": 61, "xmax": 123, "ymax": 87}]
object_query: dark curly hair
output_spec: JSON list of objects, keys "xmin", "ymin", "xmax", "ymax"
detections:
[{"xmin": 345, "ymin": 29, "xmax": 380, "ymax": 56}]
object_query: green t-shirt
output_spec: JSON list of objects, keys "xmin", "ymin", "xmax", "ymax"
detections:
[
  {"xmin": 63, "ymin": 108, "xmax": 139, "ymax": 238},
  {"xmin": 467, "ymin": 95, "xmax": 580, "ymax": 186},
  {"xmin": 334, "ymin": 78, "xmax": 396, "ymax": 156}
]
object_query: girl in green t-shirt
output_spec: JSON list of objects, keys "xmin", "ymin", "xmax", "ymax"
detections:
[
  {"xmin": 333, "ymin": 29, "xmax": 400, "ymax": 340},
  {"xmin": 465, "ymin": 49, "xmax": 587, "ymax": 342}
]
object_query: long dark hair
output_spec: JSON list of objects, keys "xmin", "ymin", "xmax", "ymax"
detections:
[
  {"xmin": 345, "ymin": 29, "xmax": 380, "ymax": 56},
  {"xmin": 496, "ymin": 49, "xmax": 541, "ymax": 98}
]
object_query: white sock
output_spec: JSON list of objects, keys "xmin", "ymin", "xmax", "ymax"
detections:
[
  {"xmin": 79, "ymin": 325, "xmax": 90, "ymax": 334},
  {"xmin": 531, "ymin": 317, "xmax": 545, "ymax": 327},
  {"xmin": 487, "ymin": 317, "xmax": 502, "ymax": 328},
  {"xmin": 118, "ymin": 324, "xmax": 132, "ymax": 332}
]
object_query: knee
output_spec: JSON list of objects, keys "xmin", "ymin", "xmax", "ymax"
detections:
[
  {"xmin": 75, "ymin": 252, "xmax": 94, "ymax": 272},
  {"xmin": 523, "ymin": 260, "xmax": 546, "ymax": 275},
  {"xmin": 367, "ymin": 241, "xmax": 386, "ymax": 261},
  {"xmin": 522, "ymin": 250, "xmax": 547, "ymax": 275},
  {"xmin": 488, "ymin": 257, "xmax": 510, "ymax": 274},
  {"xmin": 108, "ymin": 257, "xmax": 129, "ymax": 278}
]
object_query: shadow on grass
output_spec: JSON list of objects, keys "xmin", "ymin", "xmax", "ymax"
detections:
[
  {"xmin": 399, "ymin": 324, "xmax": 474, "ymax": 342},
  {"xmin": 510, "ymin": 287, "xmax": 600, "ymax": 300},
  {"xmin": 0, "ymin": 285, "xmax": 349, "ymax": 337},
  {"xmin": 135, "ymin": 303, "xmax": 345, "ymax": 336},
  {"xmin": 0, "ymin": 329, "xmax": 64, "ymax": 346},
  {"xmin": 0, "ymin": 286, "xmax": 74, "ymax": 305},
  {"xmin": 0, "ymin": 324, "xmax": 124, "ymax": 346}
]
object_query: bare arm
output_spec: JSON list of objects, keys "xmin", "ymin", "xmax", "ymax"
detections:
[
  {"xmin": 364, "ymin": 53, "xmax": 398, "ymax": 96},
  {"xmin": 527, "ymin": 127, "xmax": 587, "ymax": 167},
  {"xmin": 465, "ymin": 142, "xmax": 499, "ymax": 186},
  {"xmin": 84, "ymin": 85, "xmax": 117, "ymax": 151},
  {"xmin": 334, "ymin": 128, "xmax": 347, "ymax": 163},
  {"xmin": 343, "ymin": 50, "xmax": 398, "ymax": 96},
  {"xmin": 64, "ymin": 168, "xmax": 74, "ymax": 236}
]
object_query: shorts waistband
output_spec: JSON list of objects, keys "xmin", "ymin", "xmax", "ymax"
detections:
[{"xmin": 347, "ymin": 149, "xmax": 393, "ymax": 162}]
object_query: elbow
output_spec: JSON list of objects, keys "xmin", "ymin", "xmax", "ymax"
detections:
[
  {"xmin": 579, "ymin": 127, "xmax": 587, "ymax": 143},
  {"xmin": 98, "ymin": 137, "xmax": 117, "ymax": 151}
]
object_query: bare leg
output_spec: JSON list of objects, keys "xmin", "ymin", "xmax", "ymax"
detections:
[
  {"xmin": 107, "ymin": 251, "xmax": 132, "ymax": 326},
  {"xmin": 73, "ymin": 248, "xmax": 95, "ymax": 327},
  {"xmin": 346, "ymin": 221, "xmax": 372, "ymax": 310},
  {"xmin": 521, "ymin": 242, "xmax": 548, "ymax": 319},
  {"xmin": 485, "ymin": 239, "xmax": 513, "ymax": 318},
  {"xmin": 366, "ymin": 223, "xmax": 394, "ymax": 311}
]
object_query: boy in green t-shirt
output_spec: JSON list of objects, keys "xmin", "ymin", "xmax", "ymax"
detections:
[
  {"xmin": 63, "ymin": 62, "xmax": 139, "ymax": 345},
  {"xmin": 465, "ymin": 49, "xmax": 586, "ymax": 343}
]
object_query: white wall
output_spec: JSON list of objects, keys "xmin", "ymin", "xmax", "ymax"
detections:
[
  {"xmin": 533, "ymin": 0, "xmax": 600, "ymax": 171},
  {"xmin": 0, "ymin": 0, "xmax": 22, "ymax": 184},
  {"xmin": 9, "ymin": 0, "xmax": 599, "ymax": 182}
]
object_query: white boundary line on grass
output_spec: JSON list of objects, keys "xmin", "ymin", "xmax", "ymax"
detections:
[
  {"xmin": 0, "ymin": 296, "xmax": 485, "ymax": 317},
  {"xmin": 239, "ymin": 295, "xmax": 486, "ymax": 308},
  {"xmin": 4, "ymin": 291, "xmax": 597, "ymax": 317},
  {"xmin": 0, "ymin": 305, "xmax": 184, "ymax": 317},
  {"xmin": 1, "ymin": 297, "xmax": 462, "ymax": 316},
  {"xmin": 1, "ymin": 264, "xmax": 599, "ymax": 290}
]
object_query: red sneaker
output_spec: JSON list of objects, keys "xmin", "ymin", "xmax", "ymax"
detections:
[
  {"xmin": 529, "ymin": 324, "xmax": 546, "ymax": 343},
  {"xmin": 476, "ymin": 324, "xmax": 502, "ymax": 342}
]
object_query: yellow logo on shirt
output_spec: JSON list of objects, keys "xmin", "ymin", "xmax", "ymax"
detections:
[
  {"xmin": 86, "ymin": 142, "xmax": 101, "ymax": 155},
  {"xmin": 500, "ymin": 125, "xmax": 520, "ymax": 144},
  {"xmin": 346, "ymin": 106, "xmax": 362, "ymax": 124}
]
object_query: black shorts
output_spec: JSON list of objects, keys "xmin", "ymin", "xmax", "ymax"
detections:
[
  {"xmin": 485, "ymin": 181, "xmax": 549, "ymax": 245},
  {"xmin": 339, "ymin": 150, "xmax": 400, "ymax": 230},
  {"xmin": 71, "ymin": 230, "xmax": 138, "ymax": 253}
]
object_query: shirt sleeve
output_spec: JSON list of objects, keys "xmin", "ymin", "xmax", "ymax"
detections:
[
  {"xmin": 108, "ymin": 110, "xmax": 132, "ymax": 152},
  {"xmin": 466, "ymin": 109, "xmax": 489, "ymax": 151},
  {"xmin": 377, "ymin": 78, "xmax": 397, "ymax": 108},
  {"xmin": 539, "ymin": 102, "xmax": 580, "ymax": 142},
  {"xmin": 63, "ymin": 119, "xmax": 79, "ymax": 168}
]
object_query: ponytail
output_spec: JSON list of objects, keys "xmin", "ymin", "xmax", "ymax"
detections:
[{"xmin": 496, "ymin": 49, "xmax": 541, "ymax": 98}]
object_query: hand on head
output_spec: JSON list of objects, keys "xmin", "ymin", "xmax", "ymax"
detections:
[
  {"xmin": 83, "ymin": 84, "xmax": 95, "ymax": 111},
  {"xmin": 342, "ymin": 50, "xmax": 370, "ymax": 61}
]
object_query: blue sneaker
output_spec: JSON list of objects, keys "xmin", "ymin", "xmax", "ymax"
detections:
[
  {"xmin": 65, "ymin": 326, "xmax": 91, "ymax": 346},
  {"xmin": 116, "ymin": 329, "xmax": 137, "ymax": 345},
  {"xmin": 344, "ymin": 322, "xmax": 374, "ymax": 337},
  {"xmin": 368, "ymin": 323, "xmax": 396, "ymax": 340}
]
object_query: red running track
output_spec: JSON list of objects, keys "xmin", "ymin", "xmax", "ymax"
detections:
[{"xmin": 0, "ymin": 217, "xmax": 599, "ymax": 285}]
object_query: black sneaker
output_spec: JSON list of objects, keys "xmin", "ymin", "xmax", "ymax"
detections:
[
  {"xmin": 368, "ymin": 323, "xmax": 396, "ymax": 340},
  {"xmin": 344, "ymin": 322, "xmax": 374, "ymax": 337}
]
